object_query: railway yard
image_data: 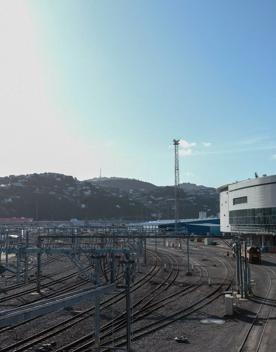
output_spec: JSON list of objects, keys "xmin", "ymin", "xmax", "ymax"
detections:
[{"xmin": 0, "ymin": 228, "xmax": 276, "ymax": 352}]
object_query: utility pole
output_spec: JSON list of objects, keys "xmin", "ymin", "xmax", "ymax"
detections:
[
  {"xmin": 36, "ymin": 236, "xmax": 42, "ymax": 293},
  {"xmin": 243, "ymin": 240, "xmax": 248, "ymax": 296},
  {"xmin": 5, "ymin": 232, "xmax": 9, "ymax": 267},
  {"xmin": 110, "ymin": 252, "xmax": 115, "ymax": 283},
  {"xmin": 124, "ymin": 254, "xmax": 133, "ymax": 352},
  {"xmin": 143, "ymin": 238, "xmax": 147, "ymax": 265},
  {"xmin": 94, "ymin": 256, "xmax": 101, "ymax": 352},
  {"xmin": 16, "ymin": 245, "xmax": 22, "ymax": 283},
  {"xmin": 186, "ymin": 233, "xmax": 192, "ymax": 275},
  {"xmin": 239, "ymin": 241, "xmax": 244, "ymax": 297},
  {"xmin": 126, "ymin": 258, "xmax": 131, "ymax": 352},
  {"xmin": 173, "ymin": 139, "xmax": 180, "ymax": 235},
  {"xmin": 24, "ymin": 230, "xmax": 29, "ymax": 283},
  {"xmin": 235, "ymin": 239, "xmax": 241, "ymax": 294}
]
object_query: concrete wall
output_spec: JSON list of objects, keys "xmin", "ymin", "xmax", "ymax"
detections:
[
  {"xmin": 219, "ymin": 175, "xmax": 276, "ymax": 233},
  {"xmin": 228, "ymin": 175, "xmax": 276, "ymax": 211},
  {"xmin": 220, "ymin": 190, "xmax": 230, "ymax": 233}
]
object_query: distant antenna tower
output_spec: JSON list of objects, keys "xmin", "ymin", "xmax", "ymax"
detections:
[{"xmin": 173, "ymin": 139, "xmax": 180, "ymax": 233}]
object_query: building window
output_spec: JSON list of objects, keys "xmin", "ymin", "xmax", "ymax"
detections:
[
  {"xmin": 229, "ymin": 207, "xmax": 276, "ymax": 227},
  {"xmin": 233, "ymin": 196, "xmax": 248, "ymax": 205}
]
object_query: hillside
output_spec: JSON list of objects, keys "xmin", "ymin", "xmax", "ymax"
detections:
[
  {"xmin": 88, "ymin": 177, "xmax": 157, "ymax": 192},
  {"xmin": 86, "ymin": 177, "xmax": 219, "ymax": 219},
  {"xmin": 0, "ymin": 173, "xmax": 149, "ymax": 220},
  {"xmin": 0, "ymin": 174, "xmax": 219, "ymax": 220}
]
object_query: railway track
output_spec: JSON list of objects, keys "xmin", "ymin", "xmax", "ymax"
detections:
[
  {"xmin": 0, "ymin": 273, "xmax": 97, "ymax": 336},
  {"xmin": 237, "ymin": 265, "xmax": 276, "ymax": 352},
  {"xmin": 0, "ymin": 250, "xmax": 160, "ymax": 351},
  {"xmin": 89, "ymin": 255, "xmax": 233, "ymax": 352},
  {"xmin": 0, "ymin": 252, "xmax": 123, "ymax": 305},
  {"xmin": 0, "ymin": 265, "xmax": 92, "ymax": 305},
  {"xmin": 54, "ymin": 248, "xmax": 209, "ymax": 352},
  {"xmin": 0, "ymin": 245, "xmax": 234, "ymax": 352},
  {"xmin": 0, "ymin": 259, "xmax": 123, "ymax": 335},
  {"xmin": 0, "ymin": 256, "xmax": 60, "ymax": 292}
]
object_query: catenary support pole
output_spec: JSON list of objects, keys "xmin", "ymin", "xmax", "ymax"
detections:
[
  {"xmin": 236, "ymin": 241, "xmax": 241, "ymax": 294},
  {"xmin": 144, "ymin": 238, "xmax": 147, "ymax": 265},
  {"xmin": 186, "ymin": 234, "xmax": 191, "ymax": 275},
  {"xmin": 239, "ymin": 243, "xmax": 244, "ymax": 298},
  {"xmin": 244, "ymin": 240, "xmax": 248, "ymax": 296},
  {"xmin": 36, "ymin": 237, "xmax": 41, "ymax": 293},
  {"xmin": 125, "ymin": 255, "xmax": 132, "ymax": 352},
  {"xmin": 0, "ymin": 233, "xmax": 2, "ymax": 265},
  {"xmin": 16, "ymin": 246, "xmax": 21, "ymax": 283},
  {"xmin": 110, "ymin": 252, "xmax": 115, "ymax": 283},
  {"xmin": 95, "ymin": 257, "xmax": 101, "ymax": 351},
  {"xmin": 24, "ymin": 230, "xmax": 29, "ymax": 283},
  {"xmin": 5, "ymin": 232, "xmax": 9, "ymax": 267}
]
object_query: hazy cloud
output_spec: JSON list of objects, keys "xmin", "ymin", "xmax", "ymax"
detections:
[
  {"xmin": 183, "ymin": 171, "xmax": 195, "ymax": 177},
  {"xmin": 202, "ymin": 142, "xmax": 212, "ymax": 147},
  {"xmin": 179, "ymin": 139, "xmax": 196, "ymax": 156},
  {"xmin": 239, "ymin": 136, "xmax": 270, "ymax": 146},
  {"xmin": 174, "ymin": 137, "xmax": 276, "ymax": 158},
  {"xmin": 174, "ymin": 139, "xmax": 213, "ymax": 156},
  {"xmin": 193, "ymin": 145, "xmax": 276, "ymax": 156}
]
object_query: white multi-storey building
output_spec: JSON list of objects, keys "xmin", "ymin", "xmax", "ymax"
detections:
[{"xmin": 218, "ymin": 175, "xmax": 276, "ymax": 251}]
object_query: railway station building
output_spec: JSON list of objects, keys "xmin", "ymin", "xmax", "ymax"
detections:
[{"xmin": 218, "ymin": 174, "xmax": 276, "ymax": 252}]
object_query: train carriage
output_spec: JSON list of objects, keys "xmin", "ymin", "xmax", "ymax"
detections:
[{"xmin": 247, "ymin": 246, "xmax": 261, "ymax": 264}]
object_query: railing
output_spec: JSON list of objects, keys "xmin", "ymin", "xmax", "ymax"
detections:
[{"xmin": 231, "ymin": 224, "xmax": 276, "ymax": 234}]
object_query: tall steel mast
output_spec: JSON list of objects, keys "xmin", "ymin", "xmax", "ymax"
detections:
[{"xmin": 173, "ymin": 139, "xmax": 180, "ymax": 234}]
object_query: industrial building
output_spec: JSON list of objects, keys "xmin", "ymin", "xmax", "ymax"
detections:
[
  {"xmin": 218, "ymin": 174, "xmax": 276, "ymax": 251},
  {"xmin": 144, "ymin": 217, "xmax": 220, "ymax": 236}
]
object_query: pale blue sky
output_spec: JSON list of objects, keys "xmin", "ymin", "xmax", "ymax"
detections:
[{"xmin": 1, "ymin": 1, "xmax": 276, "ymax": 187}]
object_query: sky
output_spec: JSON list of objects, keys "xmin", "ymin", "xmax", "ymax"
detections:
[{"xmin": 0, "ymin": 0, "xmax": 276, "ymax": 187}]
